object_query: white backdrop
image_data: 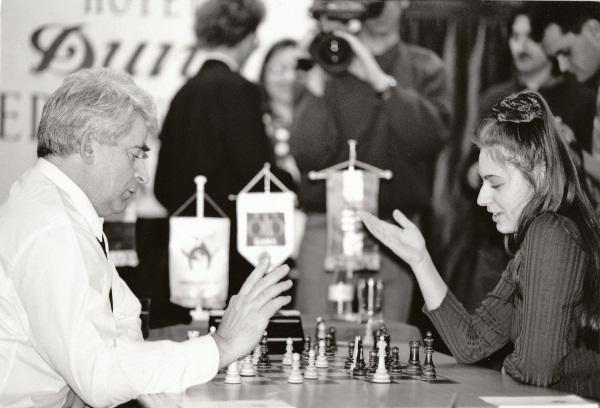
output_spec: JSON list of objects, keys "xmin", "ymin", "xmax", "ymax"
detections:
[{"xmin": 0, "ymin": 0, "xmax": 313, "ymax": 214}]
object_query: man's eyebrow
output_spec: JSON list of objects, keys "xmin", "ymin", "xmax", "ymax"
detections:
[{"xmin": 136, "ymin": 144, "xmax": 150, "ymax": 152}]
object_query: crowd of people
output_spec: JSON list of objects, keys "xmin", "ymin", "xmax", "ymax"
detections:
[{"xmin": 1, "ymin": 0, "xmax": 600, "ymax": 406}]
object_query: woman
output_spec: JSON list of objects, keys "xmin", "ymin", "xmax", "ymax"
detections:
[
  {"xmin": 259, "ymin": 38, "xmax": 303, "ymax": 185},
  {"xmin": 360, "ymin": 91, "xmax": 600, "ymax": 398}
]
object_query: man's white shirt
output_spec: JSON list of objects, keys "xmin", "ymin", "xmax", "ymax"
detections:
[{"xmin": 0, "ymin": 159, "xmax": 219, "ymax": 407}]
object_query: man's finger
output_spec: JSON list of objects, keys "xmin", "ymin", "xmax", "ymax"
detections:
[
  {"xmin": 392, "ymin": 209, "xmax": 414, "ymax": 229},
  {"xmin": 247, "ymin": 264, "xmax": 290, "ymax": 299},
  {"xmin": 255, "ymin": 279, "xmax": 293, "ymax": 308},
  {"xmin": 238, "ymin": 259, "xmax": 270, "ymax": 297},
  {"xmin": 260, "ymin": 296, "xmax": 292, "ymax": 318}
]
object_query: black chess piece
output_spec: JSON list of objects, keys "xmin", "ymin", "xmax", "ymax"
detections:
[
  {"xmin": 325, "ymin": 333, "xmax": 335, "ymax": 358},
  {"xmin": 422, "ymin": 331, "xmax": 437, "ymax": 379},
  {"xmin": 388, "ymin": 346, "xmax": 403, "ymax": 377},
  {"xmin": 352, "ymin": 340, "xmax": 367, "ymax": 377},
  {"xmin": 303, "ymin": 336, "xmax": 311, "ymax": 362},
  {"xmin": 366, "ymin": 350, "xmax": 377, "ymax": 379},
  {"xmin": 405, "ymin": 340, "xmax": 422, "ymax": 375},
  {"xmin": 344, "ymin": 341, "xmax": 354, "ymax": 369},
  {"xmin": 256, "ymin": 332, "xmax": 271, "ymax": 369},
  {"xmin": 329, "ymin": 327, "xmax": 337, "ymax": 351}
]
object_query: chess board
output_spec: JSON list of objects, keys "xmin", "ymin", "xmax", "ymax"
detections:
[{"xmin": 211, "ymin": 349, "xmax": 457, "ymax": 386}]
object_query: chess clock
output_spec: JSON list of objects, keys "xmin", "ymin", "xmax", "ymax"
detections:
[{"xmin": 208, "ymin": 309, "xmax": 305, "ymax": 354}]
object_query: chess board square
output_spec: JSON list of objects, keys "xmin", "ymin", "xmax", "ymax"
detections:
[
  {"xmin": 421, "ymin": 377, "xmax": 458, "ymax": 384},
  {"xmin": 247, "ymin": 381, "xmax": 273, "ymax": 385}
]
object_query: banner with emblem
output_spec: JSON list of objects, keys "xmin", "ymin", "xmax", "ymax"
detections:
[
  {"xmin": 236, "ymin": 164, "xmax": 296, "ymax": 267},
  {"xmin": 169, "ymin": 176, "xmax": 229, "ymax": 310},
  {"xmin": 309, "ymin": 140, "xmax": 393, "ymax": 272}
]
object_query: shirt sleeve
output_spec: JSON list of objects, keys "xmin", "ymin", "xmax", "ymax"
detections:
[
  {"xmin": 424, "ymin": 265, "xmax": 515, "ymax": 363},
  {"xmin": 502, "ymin": 215, "xmax": 586, "ymax": 386},
  {"xmin": 11, "ymin": 226, "xmax": 219, "ymax": 407}
]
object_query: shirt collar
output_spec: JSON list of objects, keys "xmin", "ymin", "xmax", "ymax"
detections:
[
  {"xmin": 36, "ymin": 158, "xmax": 105, "ymax": 240},
  {"xmin": 200, "ymin": 51, "xmax": 239, "ymax": 72}
]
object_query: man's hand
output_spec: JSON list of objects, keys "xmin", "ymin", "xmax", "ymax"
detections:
[{"xmin": 212, "ymin": 261, "xmax": 292, "ymax": 367}]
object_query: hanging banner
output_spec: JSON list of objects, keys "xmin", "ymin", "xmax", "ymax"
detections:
[
  {"xmin": 325, "ymin": 169, "xmax": 380, "ymax": 271},
  {"xmin": 237, "ymin": 191, "xmax": 295, "ymax": 267},
  {"xmin": 169, "ymin": 216, "xmax": 230, "ymax": 309}
]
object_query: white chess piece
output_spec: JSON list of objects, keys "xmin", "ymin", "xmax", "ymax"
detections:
[
  {"xmin": 287, "ymin": 353, "xmax": 304, "ymax": 384},
  {"xmin": 282, "ymin": 337, "xmax": 294, "ymax": 365},
  {"xmin": 372, "ymin": 336, "xmax": 391, "ymax": 383},
  {"xmin": 315, "ymin": 339, "xmax": 328, "ymax": 368},
  {"xmin": 304, "ymin": 349, "xmax": 318, "ymax": 379},
  {"xmin": 225, "ymin": 360, "xmax": 242, "ymax": 384},
  {"xmin": 240, "ymin": 355, "xmax": 255, "ymax": 377}
]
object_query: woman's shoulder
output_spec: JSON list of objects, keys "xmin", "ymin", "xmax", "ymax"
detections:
[{"xmin": 525, "ymin": 212, "xmax": 582, "ymax": 249}]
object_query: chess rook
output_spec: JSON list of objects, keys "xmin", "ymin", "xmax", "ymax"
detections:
[{"xmin": 405, "ymin": 340, "xmax": 422, "ymax": 375}]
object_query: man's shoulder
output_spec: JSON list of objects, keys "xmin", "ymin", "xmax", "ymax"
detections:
[{"xmin": 399, "ymin": 42, "xmax": 444, "ymax": 70}]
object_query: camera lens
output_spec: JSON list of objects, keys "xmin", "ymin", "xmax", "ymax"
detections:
[{"xmin": 309, "ymin": 32, "xmax": 353, "ymax": 75}]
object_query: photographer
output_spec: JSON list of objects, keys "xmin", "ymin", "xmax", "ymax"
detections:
[{"xmin": 290, "ymin": 0, "xmax": 452, "ymax": 321}]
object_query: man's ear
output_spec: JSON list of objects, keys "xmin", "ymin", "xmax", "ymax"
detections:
[
  {"xmin": 79, "ymin": 131, "xmax": 95, "ymax": 164},
  {"xmin": 583, "ymin": 19, "xmax": 600, "ymax": 41}
]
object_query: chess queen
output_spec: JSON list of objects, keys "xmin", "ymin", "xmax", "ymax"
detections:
[{"xmin": 360, "ymin": 90, "xmax": 600, "ymax": 400}]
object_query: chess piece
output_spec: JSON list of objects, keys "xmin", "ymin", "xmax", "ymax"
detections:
[
  {"xmin": 224, "ymin": 360, "xmax": 241, "ymax": 384},
  {"xmin": 388, "ymin": 346, "xmax": 403, "ymax": 377},
  {"xmin": 344, "ymin": 340, "xmax": 355, "ymax": 369},
  {"xmin": 303, "ymin": 336, "xmax": 312, "ymax": 362},
  {"xmin": 315, "ymin": 339, "xmax": 329, "ymax": 368},
  {"xmin": 317, "ymin": 320, "xmax": 327, "ymax": 341},
  {"xmin": 372, "ymin": 336, "xmax": 391, "ymax": 383},
  {"xmin": 363, "ymin": 319, "xmax": 374, "ymax": 347},
  {"xmin": 366, "ymin": 350, "xmax": 377, "ymax": 380},
  {"xmin": 287, "ymin": 353, "xmax": 304, "ymax": 383},
  {"xmin": 422, "ymin": 331, "xmax": 437, "ymax": 379},
  {"xmin": 240, "ymin": 355, "xmax": 256, "ymax": 377},
  {"xmin": 315, "ymin": 316, "xmax": 324, "ymax": 340},
  {"xmin": 352, "ymin": 340, "xmax": 367, "ymax": 376},
  {"xmin": 304, "ymin": 349, "xmax": 319, "ymax": 379},
  {"xmin": 405, "ymin": 340, "xmax": 422, "ymax": 375},
  {"xmin": 325, "ymin": 333, "xmax": 334, "ymax": 358},
  {"xmin": 256, "ymin": 331, "xmax": 271, "ymax": 369},
  {"xmin": 329, "ymin": 327, "xmax": 337, "ymax": 351},
  {"xmin": 282, "ymin": 337, "xmax": 294, "ymax": 365}
]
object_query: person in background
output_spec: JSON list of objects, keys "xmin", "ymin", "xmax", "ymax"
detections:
[
  {"xmin": 361, "ymin": 91, "xmax": 600, "ymax": 400},
  {"xmin": 290, "ymin": 0, "xmax": 451, "ymax": 322},
  {"xmin": 450, "ymin": 3, "xmax": 597, "ymax": 316},
  {"xmin": 154, "ymin": 0, "xmax": 289, "ymax": 298},
  {"xmin": 0, "ymin": 68, "xmax": 292, "ymax": 407}
]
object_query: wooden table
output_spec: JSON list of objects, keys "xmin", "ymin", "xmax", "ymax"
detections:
[{"xmin": 140, "ymin": 319, "xmax": 574, "ymax": 408}]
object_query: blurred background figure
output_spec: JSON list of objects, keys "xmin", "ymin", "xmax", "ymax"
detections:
[
  {"xmin": 155, "ymin": 0, "xmax": 291, "ymax": 300},
  {"xmin": 290, "ymin": 0, "xmax": 451, "ymax": 322}
]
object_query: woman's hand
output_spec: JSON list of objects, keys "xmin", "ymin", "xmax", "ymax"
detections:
[{"xmin": 359, "ymin": 209, "xmax": 428, "ymax": 269}]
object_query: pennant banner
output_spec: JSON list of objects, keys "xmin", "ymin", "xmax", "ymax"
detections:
[
  {"xmin": 169, "ymin": 216, "xmax": 230, "ymax": 309},
  {"xmin": 325, "ymin": 169, "xmax": 380, "ymax": 271},
  {"xmin": 237, "ymin": 191, "xmax": 295, "ymax": 266}
]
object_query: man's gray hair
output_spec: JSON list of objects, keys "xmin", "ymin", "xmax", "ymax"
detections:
[{"xmin": 37, "ymin": 68, "xmax": 158, "ymax": 157}]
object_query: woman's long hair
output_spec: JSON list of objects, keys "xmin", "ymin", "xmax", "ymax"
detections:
[{"xmin": 474, "ymin": 90, "xmax": 600, "ymax": 350}]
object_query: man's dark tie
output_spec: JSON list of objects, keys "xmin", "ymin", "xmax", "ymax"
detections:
[{"xmin": 97, "ymin": 236, "xmax": 113, "ymax": 311}]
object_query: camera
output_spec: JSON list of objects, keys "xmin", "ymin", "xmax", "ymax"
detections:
[{"xmin": 307, "ymin": 0, "xmax": 385, "ymax": 74}]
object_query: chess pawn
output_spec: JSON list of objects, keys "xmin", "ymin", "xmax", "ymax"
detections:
[
  {"xmin": 287, "ymin": 353, "xmax": 304, "ymax": 384},
  {"xmin": 282, "ymin": 337, "xmax": 294, "ymax": 365},
  {"xmin": 366, "ymin": 350, "xmax": 377, "ymax": 379},
  {"xmin": 224, "ymin": 360, "xmax": 242, "ymax": 384},
  {"xmin": 405, "ymin": 340, "xmax": 422, "ymax": 375},
  {"xmin": 372, "ymin": 336, "xmax": 391, "ymax": 383},
  {"xmin": 240, "ymin": 355, "xmax": 256, "ymax": 377},
  {"xmin": 256, "ymin": 332, "xmax": 271, "ymax": 369},
  {"xmin": 352, "ymin": 340, "xmax": 367, "ymax": 377},
  {"xmin": 329, "ymin": 327, "xmax": 337, "ymax": 351},
  {"xmin": 344, "ymin": 340, "xmax": 355, "ymax": 369},
  {"xmin": 302, "ymin": 336, "xmax": 312, "ymax": 362},
  {"xmin": 388, "ymin": 346, "xmax": 403, "ymax": 377},
  {"xmin": 317, "ymin": 320, "xmax": 327, "ymax": 341},
  {"xmin": 325, "ymin": 333, "xmax": 334, "ymax": 358},
  {"xmin": 304, "ymin": 349, "xmax": 319, "ymax": 379},
  {"xmin": 421, "ymin": 331, "xmax": 437, "ymax": 379},
  {"xmin": 315, "ymin": 339, "xmax": 329, "ymax": 368}
]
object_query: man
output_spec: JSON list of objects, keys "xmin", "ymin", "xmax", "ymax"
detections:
[
  {"xmin": 290, "ymin": 0, "xmax": 451, "ymax": 321},
  {"xmin": 0, "ymin": 68, "xmax": 292, "ymax": 407},
  {"xmin": 154, "ymin": 0, "xmax": 288, "ymax": 298},
  {"xmin": 530, "ymin": 1, "xmax": 600, "ymax": 182}
]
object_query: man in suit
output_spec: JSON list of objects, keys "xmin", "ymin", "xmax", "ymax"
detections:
[{"xmin": 155, "ymin": 0, "xmax": 279, "ymax": 297}]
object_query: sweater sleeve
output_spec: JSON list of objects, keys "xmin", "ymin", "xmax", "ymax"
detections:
[
  {"xmin": 424, "ymin": 265, "xmax": 515, "ymax": 363},
  {"xmin": 502, "ymin": 214, "xmax": 586, "ymax": 386}
]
